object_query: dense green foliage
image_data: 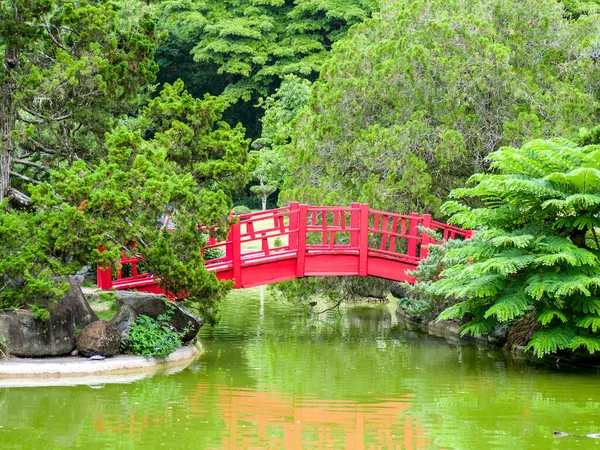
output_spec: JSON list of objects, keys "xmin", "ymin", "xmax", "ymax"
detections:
[
  {"xmin": 416, "ymin": 139, "xmax": 600, "ymax": 356},
  {"xmin": 156, "ymin": 0, "xmax": 378, "ymax": 100},
  {"xmin": 0, "ymin": 0, "xmax": 160, "ymax": 202},
  {"xmin": 129, "ymin": 314, "xmax": 182, "ymax": 358},
  {"xmin": 0, "ymin": 1, "xmax": 251, "ymax": 323},
  {"xmin": 274, "ymin": 0, "xmax": 600, "ymax": 304},
  {"xmin": 397, "ymin": 233, "xmax": 468, "ymax": 321},
  {"xmin": 154, "ymin": 0, "xmax": 379, "ymax": 139},
  {"xmin": 280, "ymin": 0, "xmax": 600, "ymax": 215}
]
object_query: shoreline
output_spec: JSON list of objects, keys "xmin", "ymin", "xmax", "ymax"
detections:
[{"xmin": 0, "ymin": 342, "xmax": 202, "ymax": 387}]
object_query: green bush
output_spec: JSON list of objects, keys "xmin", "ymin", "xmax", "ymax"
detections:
[
  {"xmin": 128, "ymin": 314, "xmax": 182, "ymax": 358},
  {"xmin": 232, "ymin": 205, "xmax": 252, "ymax": 215}
]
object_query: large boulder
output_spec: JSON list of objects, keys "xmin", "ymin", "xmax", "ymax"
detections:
[
  {"xmin": 115, "ymin": 291, "xmax": 203, "ymax": 342},
  {"xmin": 110, "ymin": 304, "xmax": 137, "ymax": 349},
  {"xmin": 0, "ymin": 279, "xmax": 98, "ymax": 357},
  {"xmin": 76, "ymin": 321, "xmax": 121, "ymax": 357}
]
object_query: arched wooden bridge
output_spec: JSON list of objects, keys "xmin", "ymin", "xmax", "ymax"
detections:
[{"xmin": 97, "ymin": 203, "xmax": 472, "ymax": 294}]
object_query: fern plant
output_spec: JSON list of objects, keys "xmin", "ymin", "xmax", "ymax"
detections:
[{"xmin": 421, "ymin": 139, "xmax": 600, "ymax": 357}]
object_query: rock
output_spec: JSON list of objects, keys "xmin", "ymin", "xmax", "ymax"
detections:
[
  {"xmin": 70, "ymin": 265, "xmax": 97, "ymax": 286},
  {"xmin": 110, "ymin": 305, "xmax": 137, "ymax": 349},
  {"xmin": 0, "ymin": 279, "xmax": 98, "ymax": 357},
  {"xmin": 116, "ymin": 291, "xmax": 170, "ymax": 317},
  {"xmin": 488, "ymin": 323, "xmax": 511, "ymax": 346},
  {"xmin": 115, "ymin": 291, "xmax": 203, "ymax": 342},
  {"xmin": 76, "ymin": 321, "xmax": 121, "ymax": 357},
  {"xmin": 70, "ymin": 349, "xmax": 79, "ymax": 356},
  {"xmin": 390, "ymin": 283, "xmax": 408, "ymax": 299},
  {"xmin": 169, "ymin": 306, "xmax": 204, "ymax": 342}
]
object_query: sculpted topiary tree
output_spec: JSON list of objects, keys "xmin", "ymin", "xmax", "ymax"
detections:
[{"xmin": 422, "ymin": 139, "xmax": 600, "ymax": 357}]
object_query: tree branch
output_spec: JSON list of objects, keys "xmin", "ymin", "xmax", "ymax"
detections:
[
  {"xmin": 10, "ymin": 170, "xmax": 42, "ymax": 185},
  {"xmin": 7, "ymin": 188, "xmax": 31, "ymax": 205},
  {"xmin": 43, "ymin": 17, "xmax": 67, "ymax": 52},
  {"xmin": 13, "ymin": 159, "xmax": 50, "ymax": 172}
]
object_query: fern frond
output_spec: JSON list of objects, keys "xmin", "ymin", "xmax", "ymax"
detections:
[
  {"xmin": 547, "ymin": 167, "xmax": 600, "ymax": 193},
  {"xmin": 525, "ymin": 325, "xmax": 575, "ymax": 358},
  {"xmin": 569, "ymin": 335, "xmax": 600, "ymax": 354},
  {"xmin": 564, "ymin": 194, "xmax": 600, "ymax": 209},
  {"xmin": 459, "ymin": 317, "xmax": 496, "ymax": 337},
  {"xmin": 490, "ymin": 233, "xmax": 534, "ymax": 249},
  {"xmin": 571, "ymin": 296, "xmax": 600, "ymax": 314},
  {"xmin": 437, "ymin": 299, "xmax": 485, "ymax": 321},
  {"xmin": 434, "ymin": 273, "xmax": 506, "ymax": 298},
  {"xmin": 537, "ymin": 235, "xmax": 577, "ymax": 253},
  {"xmin": 534, "ymin": 248, "xmax": 598, "ymax": 268},
  {"xmin": 575, "ymin": 315, "xmax": 600, "ymax": 332},
  {"xmin": 537, "ymin": 308, "xmax": 568, "ymax": 326},
  {"xmin": 483, "ymin": 293, "xmax": 530, "ymax": 322},
  {"xmin": 478, "ymin": 253, "xmax": 534, "ymax": 275}
]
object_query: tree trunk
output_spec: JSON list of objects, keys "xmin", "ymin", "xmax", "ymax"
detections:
[
  {"xmin": 1, "ymin": 41, "xmax": 18, "ymax": 203},
  {"xmin": 0, "ymin": 83, "xmax": 15, "ymax": 203}
]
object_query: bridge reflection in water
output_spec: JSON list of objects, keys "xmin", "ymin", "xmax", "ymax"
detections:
[
  {"xmin": 212, "ymin": 386, "xmax": 428, "ymax": 449},
  {"xmin": 93, "ymin": 382, "xmax": 429, "ymax": 449}
]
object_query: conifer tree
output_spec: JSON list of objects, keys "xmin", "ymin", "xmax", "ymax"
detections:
[{"xmin": 0, "ymin": 0, "xmax": 159, "ymax": 203}]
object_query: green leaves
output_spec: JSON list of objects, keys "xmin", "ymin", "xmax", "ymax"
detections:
[
  {"xmin": 525, "ymin": 326, "xmax": 575, "ymax": 358},
  {"xmin": 416, "ymin": 139, "xmax": 600, "ymax": 357},
  {"xmin": 129, "ymin": 314, "xmax": 183, "ymax": 358}
]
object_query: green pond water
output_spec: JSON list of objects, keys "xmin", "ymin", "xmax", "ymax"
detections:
[{"xmin": 1, "ymin": 287, "xmax": 600, "ymax": 449}]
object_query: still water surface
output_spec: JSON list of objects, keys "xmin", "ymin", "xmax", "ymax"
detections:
[{"xmin": 1, "ymin": 288, "xmax": 600, "ymax": 449}]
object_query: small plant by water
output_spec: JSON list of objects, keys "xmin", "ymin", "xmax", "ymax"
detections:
[{"xmin": 128, "ymin": 314, "xmax": 182, "ymax": 358}]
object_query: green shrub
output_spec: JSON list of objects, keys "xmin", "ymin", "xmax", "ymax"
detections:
[
  {"xmin": 232, "ymin": 205, "xmax": 252, "ymax": 215},
  {"xmin": 128, "ymin": 314, "xmax": 182, "ymax": 358},
  {"xmin": 30, "ymin": 304, "xmax": 50, "ymax": 322}
]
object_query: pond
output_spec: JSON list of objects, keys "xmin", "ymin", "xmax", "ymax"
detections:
[{"xmin": 1, "ymin": 287, "xmax": 599, "ymax": 449}]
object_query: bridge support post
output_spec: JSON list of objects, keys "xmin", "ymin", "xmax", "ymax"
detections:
[
  {"xmin": 359, "ymin": 204, "xmax": 369, "ymax": 276},
  {"xmin": 296, "ymin": 204, "xmax": 308, "ymax": 277},
  {"xmin": 407, "ymin": 213, "xmax": 420, "ymax": 258},
  {"xmin": 96, "ymin": 247, "xmax": 113, "ymax": 290},
  {"xmin": 288, "ymin": 202, "xmax": 299, "ymax": 250},
  {"xmin": 230, "ymin": 214, "xmax": 242, "ymax": 288},
  {"xmin": 350, "ymin": 203, "xmax": 359, "ymax": 248},
  {"xmin": 420, "ymin": 214, "xmax": 432, "ymax": 259}
]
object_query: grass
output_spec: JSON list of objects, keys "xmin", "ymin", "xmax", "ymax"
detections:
[
  {"xmin": 88, "ymin": 292, "xmax": 119, "ymax": 321},
  {"xmin": 239, "ymin": 209, "xmax": 290, "ymax": 253}
]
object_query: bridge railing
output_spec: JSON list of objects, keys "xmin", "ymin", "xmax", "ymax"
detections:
[{"xmin": 97, "ymin": 203, "xmax": 472, "ymax": 290}]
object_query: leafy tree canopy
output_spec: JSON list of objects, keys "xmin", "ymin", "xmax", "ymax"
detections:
[
  {"xmin": 1, "ymin": 80, "xmax": 250, "ymax": 324},
  {"xmin": 153, "ymin": 0, "xmax": 379, "ymax": 138},
  {"xmin": 250, "ymin": 75, "xmax": 311, "ymax": 208},
  {"xmin": 280, "ymin": 0, "xmax": 600, "ymax": 216}
]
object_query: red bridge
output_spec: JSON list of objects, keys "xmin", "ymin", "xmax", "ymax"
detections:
[{"xmin": 97, "ymin": 203, "xmax": 471, "ymax": 294}]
